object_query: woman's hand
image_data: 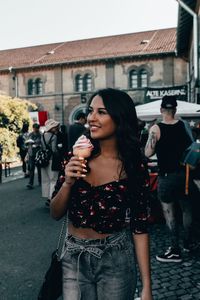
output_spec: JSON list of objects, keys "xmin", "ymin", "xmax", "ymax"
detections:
[{"xmin": 64, "ymin": 156, "xmax": 87, "ymax": 184}]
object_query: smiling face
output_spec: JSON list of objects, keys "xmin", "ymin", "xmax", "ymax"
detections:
[{"xmin": 87, "ymin": 95, "xmax": 117, "ymax": 140}]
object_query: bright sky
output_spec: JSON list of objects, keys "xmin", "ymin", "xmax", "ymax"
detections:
[{"xmin": 0, "ymin": 0, "xmax": 179, "ymax": 51}]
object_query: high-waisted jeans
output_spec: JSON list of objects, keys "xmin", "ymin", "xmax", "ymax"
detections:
[{"xmin": 61, "ymin": 229, "xmax": 137, "ymax": 300}]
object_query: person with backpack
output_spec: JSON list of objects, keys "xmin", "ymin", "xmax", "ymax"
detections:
[
  {"xmin": 41, "ymin": 119, "xmax": 61, "ymax": 207},
  {"xmin": 145, "ymin": 95, "xmax": 193, "ymax": 262},
  {"xmin": 16, "ymin": 123, "xmax": 29, "ymax": 177}
]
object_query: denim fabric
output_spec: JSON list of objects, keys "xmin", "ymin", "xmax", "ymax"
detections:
[
  {"xmin": 62, "ymin": 230, "xmax": 137, "ymax": 300},
  {"xmin": 157, "ymin": 171, "xmax": 186, "ymax": 204},
  {"xmin": 157, "ymin": 171, "xmax": 192, "ymax": 249},
  {"xmin": 28, "ymin": 156, "xmax": 41, "ymax": 185}
]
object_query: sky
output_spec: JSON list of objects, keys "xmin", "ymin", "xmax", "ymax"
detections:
[{"xmin": 0, "ymin": 0, "xmax": 179, "ymax": 51}]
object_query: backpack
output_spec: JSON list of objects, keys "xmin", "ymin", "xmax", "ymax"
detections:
[
  {"xmin": 181, "ymin": 120, "xmax": 200, "ymax": 170},
  {"xmin": 180, "ymin": 121, "xmax": 200, "ymax": 194},
  {"xmin": 181, "ymin": 141, "xmax": 200, "ymax": 170},
  {"xmin": 35, "ymin": 134, "xmax": 54, "ymax": 168}
]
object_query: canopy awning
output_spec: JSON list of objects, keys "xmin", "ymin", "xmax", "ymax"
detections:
[{"xmin": 136, "ymin": 100, "xmax": 200, "ymax": 121}]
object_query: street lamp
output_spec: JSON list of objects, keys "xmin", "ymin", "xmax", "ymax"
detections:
[{"xmin": 176, "ymin": 0, "xmax": 199, "ymax": 102}]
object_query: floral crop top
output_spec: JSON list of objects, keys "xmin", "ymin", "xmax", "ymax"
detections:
[{"xmin": 52, "ymin": 156, "xmax": 150, "ymax": 235}]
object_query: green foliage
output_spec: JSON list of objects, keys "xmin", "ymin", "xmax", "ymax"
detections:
[
  {"xmin": 0, "ymin": 128, "xmax": 18, "ymax": 161},
  {"xmin": 0, "ymin": 95, "xmax": 36, "ymax": 160},
  {"xmin": 0, "ymin": 96, "xmax": 36, "ymax": 133}
]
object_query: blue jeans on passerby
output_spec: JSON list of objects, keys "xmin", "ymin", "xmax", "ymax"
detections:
[
  {"xmin": 157, "ymin": 171, "xmax": 192, "ymax": 249},
  {"xmin": 28, "ymin": 156, "xmax": 41, "ymax": 186},
  {"xmin": 62, "ymin": 229, "xmax": 137, "ymax": 300}
]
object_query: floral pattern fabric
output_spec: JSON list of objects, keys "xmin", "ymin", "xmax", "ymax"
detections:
[{"xmin": 52, "ymin": 155, "xmax": 149, "ymax": 234}]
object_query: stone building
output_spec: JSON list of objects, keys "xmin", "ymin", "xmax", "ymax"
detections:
[
  {"xmin": 0, "ymin": 27, "xmax": 187, "ymax": 124},
  {"xmin": 177, "ymin": 0, "xmax": 200, "ymax": 104}
]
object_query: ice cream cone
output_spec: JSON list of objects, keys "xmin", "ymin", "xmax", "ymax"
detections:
[{"xmin": 73, "ymin": 135, "xmax": 94, "ymax": 175}]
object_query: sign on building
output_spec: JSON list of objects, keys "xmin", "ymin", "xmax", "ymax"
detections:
[{"xmin": 145, "ymin": 85, "xmax": 187, "ymax": 102}]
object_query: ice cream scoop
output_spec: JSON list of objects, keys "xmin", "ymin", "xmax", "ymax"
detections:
[{"xmin": 73, "ymin": 135, "xmax": 94, "ymax": 158}]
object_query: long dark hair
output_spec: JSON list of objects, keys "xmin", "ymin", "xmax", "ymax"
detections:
[{"xmin": 86, "ymin": 88, "xmax": 144, "ymax": 194}]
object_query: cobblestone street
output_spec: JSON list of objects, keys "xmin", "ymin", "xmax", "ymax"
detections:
[
  {"xmin": 0, "ymin": 170, "xmax": 200, "ymax": 299},
  {"xmin": 144, "ymin": 224, "xmax": 200, "ymax": 300}
]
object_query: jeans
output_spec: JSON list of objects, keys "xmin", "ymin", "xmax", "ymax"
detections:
[
  {"xmin": 62, "ymin": 229, "xmax": 137, "ymax": 300},
  {"xmin": 28, "ymin": 156, "xmax": 41, "ymax": 185},
  {"xmin": 157, "ymin": 171, "xmax": 192, "ymax": 249}
]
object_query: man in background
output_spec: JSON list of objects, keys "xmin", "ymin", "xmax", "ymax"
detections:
[
  {"xmin": 16, "ymin": 123, "xmax": 29, "ymax": 177},
  {"xmin": 26, "ymin": 123, "xmax": 42, "ymax": 189},
  {"xmin": 145, "ymin": 95, "xmax": 193, "ymax": 263},
  {"xmin": 68, "ymin": 112, "xmax": 87, "ymax": 150}
]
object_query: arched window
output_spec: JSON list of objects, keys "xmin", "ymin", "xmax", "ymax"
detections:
[
  {"xmin": 27, "ymin": 78, "xmax": 43, "ymax": 95},
  {"xmin": 84, "ymin": 74, "xmax": 92, "ymax": 91},
  {"xmin": 75, "ymin": 74, "xmax": 83, "ymax": 92},
  {"xmin": 129, "ymin": 70, "xmax": 138, "ymax": 88},
  {"xmin": 28, "ymin": 79, "xmax": 35, "ymax": 95},
  {"xmin": 139, "ymin": 69, "xmax": 148, "ymax": 88},
  {"xmin": 35, "ymin": 78, "xmax": 43, "ymax": 95}
]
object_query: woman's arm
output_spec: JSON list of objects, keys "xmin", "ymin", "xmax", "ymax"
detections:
[
  {"xmin": 133, "ymin": 233, "xmax": 153, "ymax": 300},
  {"xmin": 50, "ymin": 180, "xmax": 73, "ymax": 220},
  {"xmin": 50, "ymin": 156, "xmax": 87, "ymax": 220}
]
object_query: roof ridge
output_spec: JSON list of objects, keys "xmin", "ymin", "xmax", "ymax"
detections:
[{"xmin": 0, "ymin": 27, "xmax": 176, "ymax": 52}]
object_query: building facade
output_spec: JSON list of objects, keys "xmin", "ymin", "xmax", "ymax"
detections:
[
  {"xmin": 0, "ymin": 28, "xmax": 187, "ymax": 124},
  {"xmin": 177, "ymin": 0, "xmax": 200, "ymax": 104}
]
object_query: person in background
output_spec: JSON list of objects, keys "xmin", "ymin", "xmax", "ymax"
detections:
[
  {"xmin": 26, "ymin": 123, "xmax": 42, "ymax": 189},
  {"xmin": 16, "ymin": 123, "xmax": 29, "ymax": 177},
  {"xmin": 51, "ymin": 88, "xmax": 152, "ymax": 300},
  {"xmin": 0, "ymin": 143, "xmax": 3, "ymax": 161},
  {"xmin": 145, "ymin": 95, "xmax": 193, "ymax": 262},
  {"xmin": 41, "ymin": 119, "xmax": 60, "ymax": 207},
  {"xmin": 68, "ymin": 112, "xmax": 87, "ymax": 150},
  {"xmin": 192, "ymin": 125, "xmax": 200, "ymax": 141},
  {"xmin": 57, "ymin": 125, "xmax": 68, "ymax": 158}
]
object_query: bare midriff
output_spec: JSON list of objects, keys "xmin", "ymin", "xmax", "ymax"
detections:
[{"xmin": 68, "ymin": 223, "xmax": 112, "ymax": 239}]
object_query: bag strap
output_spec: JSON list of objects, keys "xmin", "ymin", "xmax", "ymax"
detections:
[
  {"xmin": 56, "ymin": 212, "xmax": 68, "ymax": 260},
  {"xmin": 185, "ymin": 164, "xmax": 190, "ymax": 195},
  {"xmin": 42, "ymin": 133, "xmax": 54, "ymax": 150}
]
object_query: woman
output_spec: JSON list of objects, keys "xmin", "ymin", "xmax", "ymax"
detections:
[
  {"xmin": 41, "ymin": 119, "xmax": 60, "ymax": 206},
  {"xmin": 51, "ymin": 88, "xmax": 152, "ymax": 300}
]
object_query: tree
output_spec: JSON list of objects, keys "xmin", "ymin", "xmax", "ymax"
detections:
[{"xmin": 0, "ymin": 95, "xmax": 36, "ymax": 160}]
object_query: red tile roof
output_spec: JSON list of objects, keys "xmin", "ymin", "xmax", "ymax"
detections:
[{"xmin": 0, "ymin": 28, "xmax": 176, "ymax": 70}]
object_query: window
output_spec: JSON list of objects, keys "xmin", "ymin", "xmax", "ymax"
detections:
[
  {"xmin": 129, "ymin": 68, "xmax": 149, "ymax": 89},
  {"xmin": 129, "ymin": 70, "xmax": 138, "ymax": 88},
  {"xmin": 139, "ymin": 69, "xmax": 148, "ymax": 88},
  {"xmin": 75, "ymin": 75, "xmax": 83, "ymax": 92},
  {"xmin": 27, "ymin": 78, "xmax": 43, "ymax": 95},
  {"xmin": 35, "ymin": 78, "xmax": 43, "ymax": 95},
  {"xmin": 75, "ymin": 73, "xmax": 93, "ymax": 92},
  {"xmin": 28, "ymin": 79, "xmax": 34, "ymax": 95},
  {"xmin": 84, "ymin": 74, "xmax": 92, "ymax": 91}
]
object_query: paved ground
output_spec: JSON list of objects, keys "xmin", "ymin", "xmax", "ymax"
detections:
[
  {"xmin": 0, "ymin": 165, "xmax": 24, "ymax": 184},
  {"xmin": 0, "ymin": 172, "xmax": 200, "ymax": 300}
]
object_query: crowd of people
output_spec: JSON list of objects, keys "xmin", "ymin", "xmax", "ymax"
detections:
[
  {"xmin": 16, "ymin": 113, "xmax": 87, "ymax": 206},
  {"xmin": 15, "ymin": 89, "xmax": 200, "ymax": 300}
]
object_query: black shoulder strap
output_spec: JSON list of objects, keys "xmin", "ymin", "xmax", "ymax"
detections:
[{"xmin": 43, "ymin": 133, "xmax": 54, "ymax": 149}]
